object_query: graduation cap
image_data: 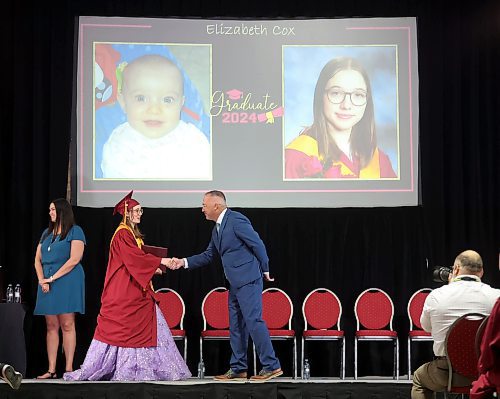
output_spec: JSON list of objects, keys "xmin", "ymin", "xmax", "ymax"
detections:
[
  {"xmin": 113, "ymin": 190, "xmax": 140, "ymax": 216},
  {"xmin": 226, "ymin": 89, "xmax": 243, "ymax": 100}
]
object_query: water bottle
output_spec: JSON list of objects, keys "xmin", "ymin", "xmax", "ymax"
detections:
[
  {"xmin": 6, "ymin": 284, "xmax": 13, "ymax": 303},
  {"xmin": 197, "ymin": 359, "xmax": 205, "ymax": 379},
  {"xmin": 303, "ymin": 359, "xmax": 310, "ymax": 380},
  {"xmin": 14, "ymin": 284, "xmax": 21, "ymax": 303}
]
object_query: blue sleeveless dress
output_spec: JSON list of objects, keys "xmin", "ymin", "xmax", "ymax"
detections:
[{"xmin": 34, "ymin": 225, "xmax": 86, "ymax": 315}]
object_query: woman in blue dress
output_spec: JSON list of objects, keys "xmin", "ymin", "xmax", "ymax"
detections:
[{"xmin": 33, "ymin": 199, "xmax": 86, "ymax": 379}]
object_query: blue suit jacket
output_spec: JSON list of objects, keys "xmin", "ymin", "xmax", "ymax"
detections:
[{"xmin": 187, "ymin": 209, "xmax": 269, "ymax": 288}]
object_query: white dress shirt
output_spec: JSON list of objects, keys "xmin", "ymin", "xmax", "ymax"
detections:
[
  {"xmin": 420, "ymin": 275, "xmax": 500, "ymax": 356},
  {"xmin": 216, "ymin": 208, "xmax": 228, "ymax": 227},
  {"xmin": 184, "ymin": 209, "xmax": 227, "ymax": 269}
]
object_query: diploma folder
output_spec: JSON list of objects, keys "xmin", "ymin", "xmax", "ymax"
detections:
[{"xmin": 142, "ymin": 245, "xmax": 168, "ymax": 258}]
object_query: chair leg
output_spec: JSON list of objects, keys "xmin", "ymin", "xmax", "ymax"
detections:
[
  {"xmin": 395, "ymin": 338, "xmax": 400, "ymax": 380},
  {"xmin": 354, "ymin": 337, "xmax": 358, "ymax": 380},
  {"xmin": 199, "ymin": 337, "xmax": 203, "ymax": 368},
  {"xmin": 397, "ymin": 338, "xmax": 400, "ymax": 380},
  {"xmin": 293, "ymin": 337, "xmax": 297, "ymax": 379},
  {"xmin": 341, "ymin": 337, "xmax": 345, "ymax": 379},
  {"xmin": 393, "ymin": 338, "xmax": 396, "ymax": 379},
  {"xmin": 253, "ymin": 343, "xmax": 257, "ymax": 376},
  {"xmin": 301, "ymin": 337, "xmax": 305, "ymax": 379},
  {"xmin": 408, "ymin": 337, "xmax": 411, "ymax": 380}
]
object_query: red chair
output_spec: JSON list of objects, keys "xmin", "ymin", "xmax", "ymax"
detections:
[
  {"xmin": 254, "ymin": 287, "xmax": 297, "ymax": 378},
  {"xmin": 475, "ymin": 315, "xmax": 489, "ymax": 357},
  {"xmin": 200, "ymin": 287, "xmax": 230, "ymax": 371},
  {"xmin": 445, "ymin": 312, "xmax": 487, "ymax": 395},
  {"xmin": 407, "ymin": 288, "xmax": 433, "ymax": 379},
  {"xmin": 302, "ymin": 288, "xmax": 345, "ymax": 379},
  {"xmin": 155, "ymin": 287, "xmax": 187, "ymax": 360},
  {"xmin": 354, "ymin": 288, "xmax": 399, "ymax": 379}
]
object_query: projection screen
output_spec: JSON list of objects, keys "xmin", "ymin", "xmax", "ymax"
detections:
[{"xmin": 73, "ymin": 16, "xmax": 419, "ymax": 208}]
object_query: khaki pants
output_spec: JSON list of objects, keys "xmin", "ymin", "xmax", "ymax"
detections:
[{"xmin": 411, "ymin": 358, "xmax": 472, "ymax": 399}]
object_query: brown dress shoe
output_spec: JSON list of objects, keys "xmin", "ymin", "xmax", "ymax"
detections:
[
  {"xmin": 214, "ymin": 369, "xmax": 248, "ymax": 381},
  {"xmin": 250, "ymin": 368, "xmax": 283, "ymax": 382}
]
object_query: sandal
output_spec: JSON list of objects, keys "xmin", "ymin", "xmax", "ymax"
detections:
[{"xmin": 37, "ymin": 371, "xmax": 57, "ymax": 379}]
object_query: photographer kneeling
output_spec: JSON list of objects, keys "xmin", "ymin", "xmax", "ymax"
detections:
[{"xmin": 412, "ymin": 250, "xmax": 500, "ymax": 399}]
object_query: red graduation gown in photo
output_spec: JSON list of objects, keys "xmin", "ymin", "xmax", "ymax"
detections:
[
  {"xmin": 285, "ymin": 134, "xmax": 397, "ymax": 179},
  {"xmin": 93, "ymin": 223, "xmax": 162, "ymax": 347}
]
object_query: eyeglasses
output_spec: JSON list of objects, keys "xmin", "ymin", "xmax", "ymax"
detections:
[
  {"xmin": 132, "ymin": 208, "xmax": 144, "ymax": 215},
  {"xmin": 325, "ymin": 87, "xmax": 368, "ymax": 106}
]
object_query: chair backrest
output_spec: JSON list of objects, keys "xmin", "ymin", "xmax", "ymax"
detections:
[
  {"xmin": 475, "ymin": 315, "xmax": 490, "ymax": 357},
  {"xmin": 445, "ymin": 312, "xmax": 486, "ymax": 385},
  {"xmin": 155, "ymin": 288, "xmax": 185, "ymax": 329},
  {"xmin": 302, "ymin": 288, "xmax": 342, "ymax": 331},
  {"xmin": 201, "ymin": 287, "xmax": 229, "ymax": 330},
  {"xmin": 408, "ymin": 288, "xmax": 432, "ymax": 331},
  {"xmin": 354, "ymin": 288, "xmax": 394, "ymax": 330},
  {"xmin": 262, "ymin": 287, "xmax": 293, "ymax": 329}
]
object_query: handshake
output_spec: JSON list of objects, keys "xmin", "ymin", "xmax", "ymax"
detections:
[{"xmin": 160, "ymin": 257, "xmax": 185, "ymax": 270}]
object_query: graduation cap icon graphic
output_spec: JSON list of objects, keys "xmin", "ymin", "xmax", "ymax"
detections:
[{"xmin": 226, "ymin": 89, "xmax": 244, "ymax": 100}]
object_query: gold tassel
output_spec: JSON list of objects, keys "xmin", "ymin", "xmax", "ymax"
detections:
[{"xmin": 122, "ymin": 200, "xmax": 128, "ymax": 224}]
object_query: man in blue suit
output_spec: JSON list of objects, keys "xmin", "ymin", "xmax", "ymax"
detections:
[{"xmin": 172, "ymin": 190, "xmax": 282, "ymax": 381}]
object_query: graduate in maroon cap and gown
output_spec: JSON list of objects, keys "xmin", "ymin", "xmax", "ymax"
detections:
[{"xmin": 64, "ymin": 191, "xmax": 191, "ymax": 381}]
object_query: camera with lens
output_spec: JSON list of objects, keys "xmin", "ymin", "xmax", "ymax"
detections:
[{"xmin": 432, "ymin": 266, "xmax": 453, "ymax": 283}]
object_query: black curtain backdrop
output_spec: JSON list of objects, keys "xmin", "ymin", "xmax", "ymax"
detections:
[{"xmin": 2, "ymin": 0, "xmax": 499, "ymax": 378}]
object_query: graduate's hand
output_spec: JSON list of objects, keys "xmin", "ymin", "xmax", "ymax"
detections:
[
  {"xmin": 162, "ymin": 257, "xmax": 178, "ymax": 270},
  {"xmin": 154, "ymin": 267, "xmax": 163, "ymax": 275},
  {"xmin": 263, "ymin": 272, "xmax": 275, "ymax": 282},
  {"xmin": 160, "ymin": 257, "xmax": 173, "ymax": 268},
  {"xmin": 171, "ymin": 257, "xmax": 185, "ymax": 270}
]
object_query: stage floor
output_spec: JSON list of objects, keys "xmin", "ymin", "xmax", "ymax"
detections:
[{"xmin": 0, "ymin": 377, "xmax": 415, "ymax": 399}]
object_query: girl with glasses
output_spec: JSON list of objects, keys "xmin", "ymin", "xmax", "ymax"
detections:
[
  {"xmin": 64, "ymin": 191, "xmax": 191, "ymax": 381},
  {"xmin": 285, "ymin": 57, "xmax": 396, "ymax": 179}
]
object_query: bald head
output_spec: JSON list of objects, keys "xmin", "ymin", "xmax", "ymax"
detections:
[
  {"xmin": 121, "ymin": 54, "xmax": 184, "ymax": 95},
  {"xmin": 454, "ymin": 250, "xmax": 483, "ymax": 276}
]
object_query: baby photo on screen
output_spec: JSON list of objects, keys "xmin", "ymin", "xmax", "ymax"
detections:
[
  {"xmin": 94, "ymin": 43, "xmax": 212, "ymax": 180},
  {"xmin": 283, "ymin": 46, "xmax": 399, "ymax": 180}
]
